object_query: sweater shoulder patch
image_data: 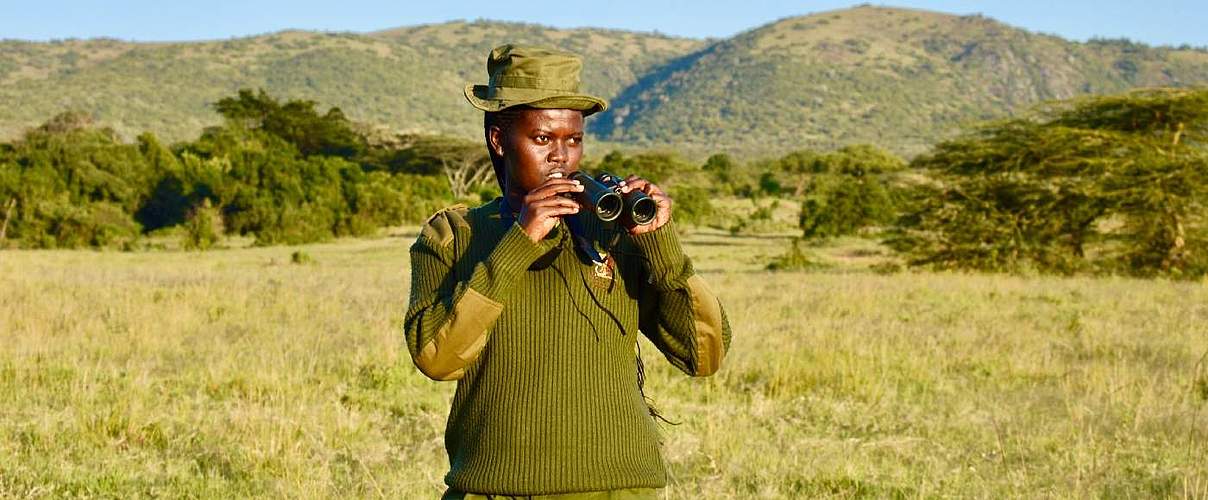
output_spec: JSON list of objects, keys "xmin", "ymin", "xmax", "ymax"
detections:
[{"xmin": 421, "ymin": 204, "xmax": 470, "ymax": 248}]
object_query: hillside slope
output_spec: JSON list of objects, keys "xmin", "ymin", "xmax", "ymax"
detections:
[
  {"xmin": 590, "ymin": 6, "xmax": 1208, "ymax": 155},
  {"xmin": 0, "ymin": 22, "xmax": 702, "ymax": 141},
  {"xmin": 3, "ymin": 6, "xmax": 1208, "ymax": 155}
]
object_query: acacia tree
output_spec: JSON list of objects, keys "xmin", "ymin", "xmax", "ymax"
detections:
[
  {"xmin": 889, "ymin": 88, "xmax": 1208, "ymax": 277},
  {"xmin": 1052, "ymin": 89, "xmax": 1208, "ymax": 275},
  {"xmin": 390, "ymin": 135, "xmax": 493, "ymax": 199}
]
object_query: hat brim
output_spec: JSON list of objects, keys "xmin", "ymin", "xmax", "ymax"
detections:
[{"xmin": 465, "ymin": 84, "xmax": 608, "ymax": 116}]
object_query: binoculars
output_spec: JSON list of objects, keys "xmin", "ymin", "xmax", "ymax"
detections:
[{"xmin": 568, "ymin": 171, "xmax": 657, "ymax": 226}]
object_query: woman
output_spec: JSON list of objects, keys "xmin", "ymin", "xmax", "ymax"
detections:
[{"xmin": 404, "ymin": 44, "xmax": 731, "ymax": 499}]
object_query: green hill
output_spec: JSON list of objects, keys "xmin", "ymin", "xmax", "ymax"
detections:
[
  {"xmin": 2, "ymin": 6, "xmax": 1208, "ymax": 155},
  {"xmin": 591, "ymin": 6, "xmax": 1208, "ymax": 155},
  {"xmin": 0, "ymin": 22, "xmax": 702, "ymax": 142}
]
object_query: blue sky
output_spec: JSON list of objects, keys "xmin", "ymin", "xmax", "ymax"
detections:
[{"xmin": 1, "ymin": 1, "xmax": 1205, "ymax": 47}]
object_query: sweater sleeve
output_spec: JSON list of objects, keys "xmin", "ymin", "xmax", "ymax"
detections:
[
  {"xmin": 631, "ymin": 221, "xmax": 732, "ymax": 377},
  {"xmin": 403, "ymin": 210, "xmax": 550, "ymax": 381}
]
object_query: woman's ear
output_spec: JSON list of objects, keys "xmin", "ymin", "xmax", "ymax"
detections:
[{"xmin": 487, "ymin": 125, "xmax": 505, "ymax": 158}]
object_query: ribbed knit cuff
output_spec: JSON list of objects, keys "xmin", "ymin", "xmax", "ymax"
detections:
[
  {"xmin": 630, "ymin": 221, "xmax": 686, "ymax": 288},
  {"xmin": 473, "ymin": 223, "xmax": 551, "ymax": 301}
]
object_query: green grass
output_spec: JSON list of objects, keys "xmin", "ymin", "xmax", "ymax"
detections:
[{"xmin": 1, "ymin": 229, "xmax": 1206, "ymax": 498}]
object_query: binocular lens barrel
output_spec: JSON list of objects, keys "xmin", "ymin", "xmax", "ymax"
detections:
[
  {"xmin": 628, "ymin": 195, "xmax": 657, "ymax": 226},
  {"xmin": 568, "ymin": 171, "xmax": 658, "ymax": 226},
  {"xmin": 595, "ymin": 173, "xmax": 657, "ymax": 227},
  {"xmin": 570, "ymin": 171, "xmax": 623, "ymax": 222}
]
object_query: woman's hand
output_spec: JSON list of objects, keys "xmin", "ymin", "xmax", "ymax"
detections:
[
  {"xmin": 517, "ymin": 176, "xmax": 583, "ymax": 242},
  {"xmin": 619, "ymin": 175, "xmax": 672, "ymax": 235}
]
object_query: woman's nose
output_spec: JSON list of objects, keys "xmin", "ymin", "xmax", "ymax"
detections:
[{"xmin": 548, "ymin": 141, "xmax": 568, "ymax": 163}]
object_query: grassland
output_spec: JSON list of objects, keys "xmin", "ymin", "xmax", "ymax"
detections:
[{"xmin": 1, "ymin": 227, "xmax": 1207, "ymax": 498}]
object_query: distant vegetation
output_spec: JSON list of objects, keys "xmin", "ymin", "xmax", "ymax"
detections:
[
  {"xmin": 889, "ymin": 88, "xmax": 1208, "ymax": 278},
  {"xmin": 0, "ymin": 91, "xmax": 459, "ymax": 248},
  {"xmin": 3, "ymin": 6, "xmax": 1208, "ymax": 155},
  {"xmin": 5, "ymin": 86, "xmax": 1208, "ymax": 279}
]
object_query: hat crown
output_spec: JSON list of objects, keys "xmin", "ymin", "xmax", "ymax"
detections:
[
  {"xmin": 486, "ymin": 45, "xmax": 582, "ymax": 96},
  {"xmin": 464, "ymin": 44, "xmax": 607, "ymax": 115}
]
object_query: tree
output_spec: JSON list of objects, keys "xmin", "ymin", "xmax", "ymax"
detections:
[
  {"xmin": 701, "ymin": 153, "xmax": 738, "ymax": 192},
  {"xmin": 214, "ymin": 88, "xmax": 365, "ymax": 158},
  {"xmin": 791, "ymin": 145, "xmax": 905, "ymax": 239},
  {"xmin": 0, "ymin": 89, "xmax": 462, "ymax": 248},
  {"xmin": 391, "ymin": 135, "xmax": 493, "ymax": 199},
  {"xmin": 0, "ymin": 197, "xmax": 16, "ymax": 243},
  {"xmin": 800, "ymin": 174, "xmax": 895, "ymax": 239},
  {"xmin": 889, "ymin": 88, "xmax": 1208, "ymax": 277},
  {"xmin": 775, "ymin": 150, "xmax": 821, "ymax": 197}
]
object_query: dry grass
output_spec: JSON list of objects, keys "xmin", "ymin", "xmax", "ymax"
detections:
[{"xmin": 1, "ymin": 229, "xmax": 1206, "ymax": 498}]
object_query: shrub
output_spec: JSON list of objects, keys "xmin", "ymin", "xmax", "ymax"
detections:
[
  {"xmin": 766, "ymin": 238, "xmax": 825, "ymax": 271},
  {"xmin": 800, "ymin": 175, "xmax": 895, "ymax": 239},
  {"xmin": 182, "ymin": 199, "xmax": 223, "ymax": 251}
]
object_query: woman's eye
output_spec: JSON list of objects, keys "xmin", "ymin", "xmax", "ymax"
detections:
[
  {"xmin": 569, "ymin": 136, "xmax": 582, "ymax": 145},
  {"xmin": 535, "ymin": 135, "xmax": 550, "ymax": 144}
]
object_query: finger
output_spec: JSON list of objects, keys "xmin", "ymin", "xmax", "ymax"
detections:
[
  {"xmin": 541, "ymin": 177, "xmax": 584, "ymax": 192},
  {"xmin": 525, "ymin": 181, "xmax": 584, "ymax": 201},
  {"xmin": 614, "ymin": 173, "xmax": 663, "ymax": 199},
  {"xmin": 519, "ymin": 201, "xmax": 579, "ymax": 223},
  {"xmin": 530, "ymin": 197, "xmax": 581, "ymax": 210},
  {"xmin": 642, "ymin": 183, "xmax": 664, "ymax": 196},
  {"xmin": 541, "ymin": 177, "xmax": 580, "ymax": 187},
  {"xmin": 528, "ymin": 201, "xmax": 581, "ymax": 218},
  {"xmin": 629, "ymin": 179, "xmax": 662, "ymax": 197},
  {"xmin": 620, "ymin": 176, "xmax": 648, "ymax": 193},
  {"xmin": 532, "ymin": 178, "xmax": 579, "ymax": 192},
  {"xmin": 532, "ymin": 205, "xmax": 581, "ymax": 219}
]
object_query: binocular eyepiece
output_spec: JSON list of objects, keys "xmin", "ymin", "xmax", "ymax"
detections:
[{"xmin": 568, "ymin": 171, "xmax": 657, "ymax": 226}]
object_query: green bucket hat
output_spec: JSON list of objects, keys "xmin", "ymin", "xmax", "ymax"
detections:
[{"xmin": 464, "ymin": 44, "xmax": 608, "ymax": 116}]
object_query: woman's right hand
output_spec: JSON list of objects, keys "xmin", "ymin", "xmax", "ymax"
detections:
[{"xmin": 517, "ymin": 177, "xmax": 583, "ymax": 242}]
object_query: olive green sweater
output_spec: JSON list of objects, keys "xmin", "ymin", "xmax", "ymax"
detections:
[{"xmin": 404, "ymin": 198, "xmax": 731, "ymax": 495}]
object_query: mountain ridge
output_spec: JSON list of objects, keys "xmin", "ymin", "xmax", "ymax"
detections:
[
  {"xmin": 591, "ymin": 5, "xmax": 1208, "ymax": 155},
  {"xmin": 3, "ymin": 6, "xmax": 1207, "ymax": 155}
]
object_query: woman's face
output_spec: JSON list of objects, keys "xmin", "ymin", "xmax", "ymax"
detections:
[{"xmin": 490, "ymin": 108, "xmax": 585, "ymax": 198}]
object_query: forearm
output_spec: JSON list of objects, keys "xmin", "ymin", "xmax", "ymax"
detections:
[
  {"xmin": 404, "ymin": 223, "xmax": 548, "ymax": 380},
  {"xmin": 632, "ymin": 222, "xmax": 732, "ymax": 376}
]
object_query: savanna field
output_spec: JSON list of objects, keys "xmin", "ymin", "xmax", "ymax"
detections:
[
  {"xmin": 3, "ymin": 3, "xmax": 1208, "ymax": 497},
  {"xmin": 1, "ymin": 225, "xmax": 1206, "ymax": 499}
]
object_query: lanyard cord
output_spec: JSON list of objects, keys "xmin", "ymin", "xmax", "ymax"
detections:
[{"xmin": 497, "ymin": 198, "xmax": 677, "ymax": 424}]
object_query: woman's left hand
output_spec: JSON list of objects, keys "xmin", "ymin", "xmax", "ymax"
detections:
[{"xmin": 619, "ymin": 175, "xmax": 672, "ymax": 235}]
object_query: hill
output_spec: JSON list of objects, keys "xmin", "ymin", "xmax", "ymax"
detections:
[
  {"xmin": 2, "ymin": 6, "xmax": 1208, "ymax": 155},
  {"xmin": 591, "ymin": 6, "xmax": 1208, "ymax": 155},
  {"xmin": 0, "ymin": 22, "xmax": 702, "ymax": 142}
]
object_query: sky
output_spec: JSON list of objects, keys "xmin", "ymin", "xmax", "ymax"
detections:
[{"xmin": 1, "ymin": 0, "xmax": 1206, "ymax": 48}]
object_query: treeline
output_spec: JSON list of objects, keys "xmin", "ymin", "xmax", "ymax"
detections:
[
  {"xmin": 0, "ymin": 90, "xmax": 474, "ymax": 248},
  {"xmin": 2, "ymin": 87, "xmax": 1206, "ymax": 279},
  {"xmin": 594, "ymin": 87, "xmax": 1208, "ymax": 279},
  {"xmin": 0, "ymin": 87, "xmax": 905, "ymax": 251}
]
